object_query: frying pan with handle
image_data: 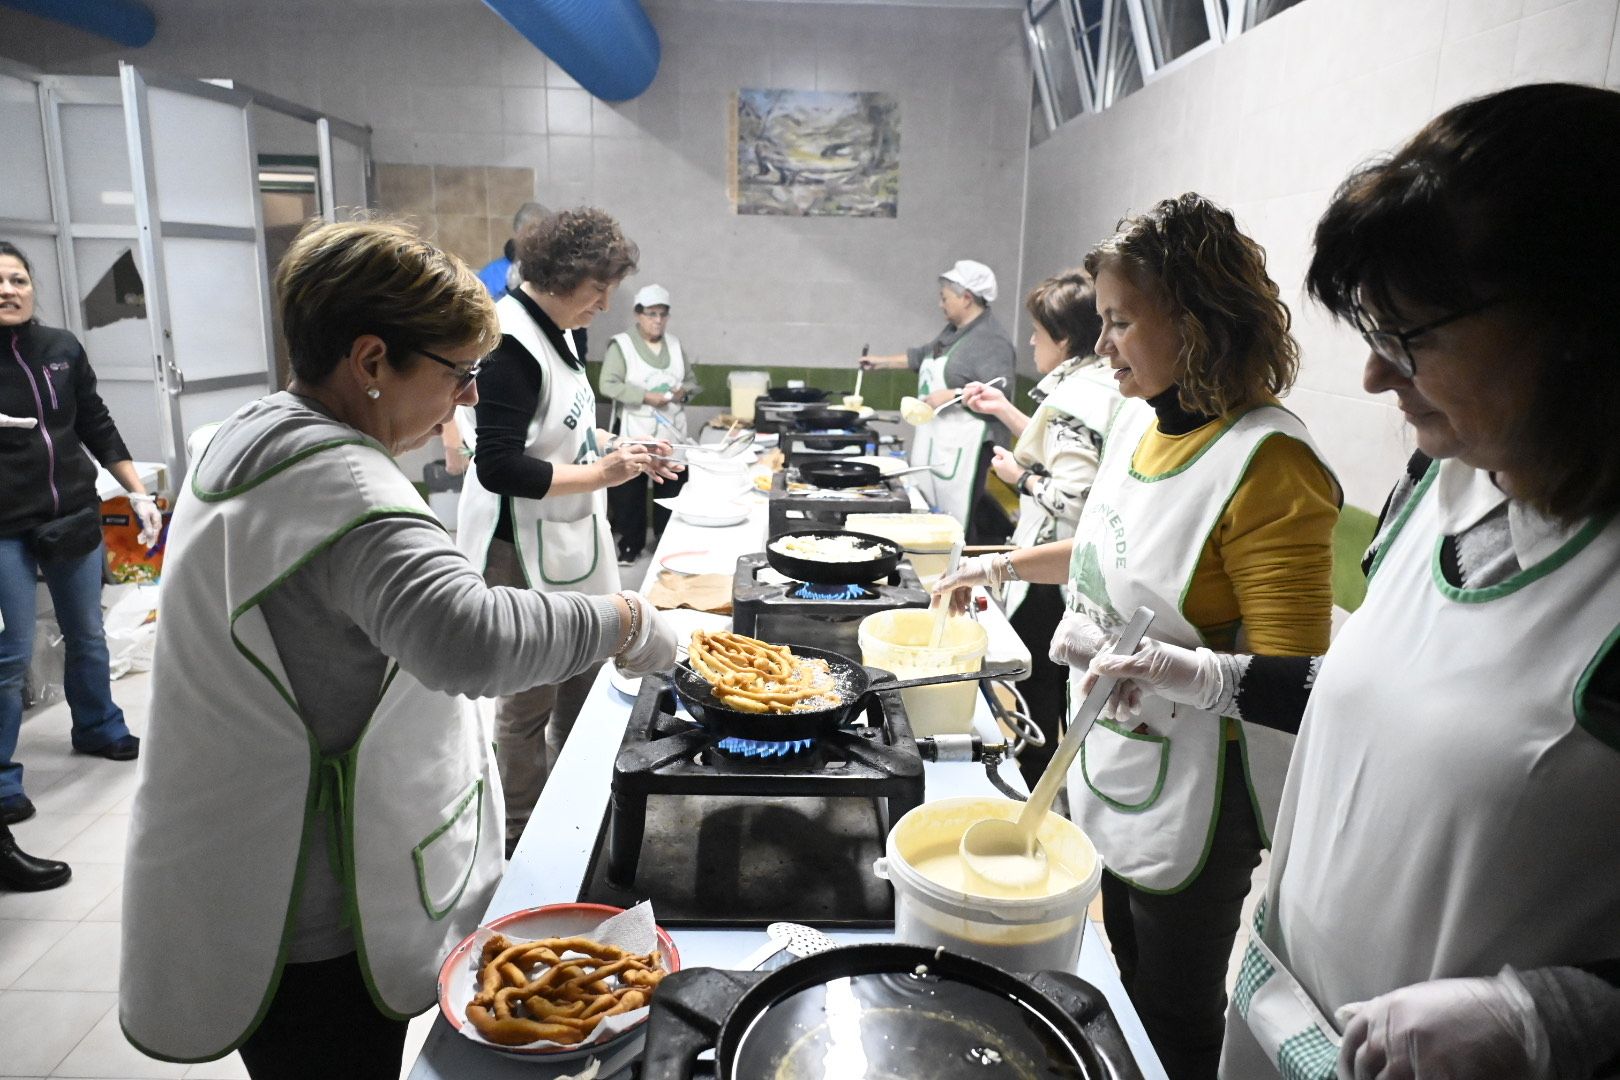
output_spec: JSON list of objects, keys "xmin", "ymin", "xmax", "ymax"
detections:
[
  {"xmin": 669, "ymin": 643, "xmax": 1026, "ymax": 740},
  {"xmin": 796, "ymin": 459, "xmax": 884, "ymax": 489},
  {"xmin": 764, "ymin": 528, "xmax": 902, "ymax": 584}
]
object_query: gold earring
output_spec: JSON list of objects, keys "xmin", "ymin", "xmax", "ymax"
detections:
[{"xmin": 366, "ymin": 387, "xmax": 381, "ymax": 400}]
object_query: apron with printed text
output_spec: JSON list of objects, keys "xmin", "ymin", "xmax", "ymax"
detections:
[
  {"xmin": 1222, "ymin": 460, "xmax": 1620, "ymax": 1079},
  {"xmin": 122, "ymin": 436, "xmax": 502, "ymax": 1061},
  {"xmin": 456, "ymin": 294, "xmax": 619, "ymax": 593},
  {"xmin": 608, "ymin": 330, "xmax": 687, "ymax": 443},
  {"xmin": 1065, "ymin": 401, "xmax": 1331, "ymax": 892}
]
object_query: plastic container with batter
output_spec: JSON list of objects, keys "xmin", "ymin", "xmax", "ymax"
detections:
[
  {"xmin": 843, "ymin": 513, "xmax": 963, "ymax": 588},
  {"xmin": 727, "ymin": 370, "xmax": 769, "ymax": 422},
  {"xmin": 873, "ymin": 796, "xmax": 1103, "ymax": 973},
  {"xmin": 858, "ymin": 609, "xmax": 986, "ymax": 737}
]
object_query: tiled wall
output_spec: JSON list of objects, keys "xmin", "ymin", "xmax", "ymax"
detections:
[
  {"xmin": 374, "ymin": 163, "xmax": 536, "ymax": 269},
  {"xmin": 1020, "ymin": 0, "xmax": 1620, "ymax": 511},
  {"xmin": 3, "ymin": 0, "xmax": 1032, "ymax": 383}
]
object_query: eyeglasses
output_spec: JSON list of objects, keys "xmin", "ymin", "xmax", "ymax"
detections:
[
  {"xmin": 1350, "ymin": 295, "xmax": 1502, "ymax": 378},
  {"xmin": 418, "ymin": 348, "xmax": 483, "ymax": 390},
  {"xmin": 639, "ymin": 310, "xmax": 670, "ymax": 320}
]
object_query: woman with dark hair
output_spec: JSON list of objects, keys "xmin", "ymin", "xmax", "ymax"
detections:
[
  {"xmin": 1, "ymin": 239, "xmax": 157, "ymax": 826},
  {"xmin": 936, "ymin": 195, "xmax": 1340, "ymax": 1079},
  {"xmin": 121, "ymin": 219, "xmax": 675, "ymax": 1077},
  {"xmin": 956, "ymin": 270, "xmax": 1122, "ymax": 785},
  {"xmin": 455, "ymin": 207, "xmax": 680, "ymax": 852}
]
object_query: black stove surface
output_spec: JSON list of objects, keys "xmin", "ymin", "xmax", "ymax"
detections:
[
  {"xmin": 640, "ymin": 964, "xmax": 1146, "ymax": 1080},
  {"xmin": 766, "ymin": 469, "xmax": 911, "ymax": 537},
  {"xmin": 576, "ymin": 678, "xmax": 925, "ymax": 928},
  {"xmin": 730, "ymin": 552, "xmax": 929, "ymax": 658}
]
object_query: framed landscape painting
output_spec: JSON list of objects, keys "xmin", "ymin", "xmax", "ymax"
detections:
[{"xmin": 732, "ymin": 89, "xmax": 900, "ymax": 217}]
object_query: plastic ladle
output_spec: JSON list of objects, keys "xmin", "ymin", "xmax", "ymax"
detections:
[
  {"xmin": 928, "ymin": 539, "xmax": 965, "ymax": 648},
  {"xmin": 959, "ymin": 606, "xmax": 1156, "ymax": 892}
]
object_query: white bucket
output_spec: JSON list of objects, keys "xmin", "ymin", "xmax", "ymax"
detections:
[
  {"xmin": 858, "ymin": 610, "xmax": 986, "ymax": 737},
  {"xmin": 873, "ymin": 796, "xmax": 1102, "ymax": 972},
  {"xmin": 727, "ymin": 370, "xmax": 769, "ymax": 422},
  {"xmin": 682, "ymin": 452, "xmax": 750, "ymax": 501}
]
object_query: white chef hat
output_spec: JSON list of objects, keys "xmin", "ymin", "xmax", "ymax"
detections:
[
  {"xmin": 939, "ymin": 259, "xmax": 997, "ymax": 303},
  {"xmin": 634, "ymin": 284, "xmax": 671, "ymax": 310}
]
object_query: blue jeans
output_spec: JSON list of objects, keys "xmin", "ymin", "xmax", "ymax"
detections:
[{"xmin": 0, "ymin": 536, "xmax": 130, "ymax": 799}]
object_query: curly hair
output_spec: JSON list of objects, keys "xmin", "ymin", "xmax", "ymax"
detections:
[
  {"xmin": 1025, "ymin": 269, "xmax": 1101, "ymax": 357},
  {"xmin": 1085, "ymin": 193, "xmax": 1298, "ymax": 418},
  {"xmin": 516, "ymin": 207, "xmax": 638, "ymax": 294},
  {"xmin": 1308, "ymin": 83, "xmax": 1620, "ymax": 522},
  {"xmin": 274, "ymin": 218, "xmax": 499, "ymax": 384}
]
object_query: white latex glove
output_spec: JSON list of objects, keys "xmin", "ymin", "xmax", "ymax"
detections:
[
  {"xmin": 1336, "ymin": 968, "xmax": 1553, "ymax": 1080},
  {"xmin": 1049, "ymin": 609, "xmax": 1111, "ymax": 670},
  {"xmin": 128, "ymin": 493, "xmax": 164, "ymax": 548},
  {"xmin": 0, "ymin": 412, "xmax": 39, "ymax": 429},
  {"xmin": 931, "ymin": 553, "xmax": 1011, "ymax": 614},
  {"xmin": 613, "ymin": 593, "xmax": 679, "ymax": 678},
  {"xmin": 1082, "ymin": 638, "xmax": 1225, "ymax": 717}
]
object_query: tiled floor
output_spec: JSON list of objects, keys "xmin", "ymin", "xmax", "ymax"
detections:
[{"xmin": 2, "ymin": 544, "xmax": 1260, "ymax": 1077}]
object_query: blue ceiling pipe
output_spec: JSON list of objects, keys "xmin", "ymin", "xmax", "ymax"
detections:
[
  {"xmin": 480, "ymin": 0, "xmax": 660, "ymax": 102},
  {"xmin": 0, "ymin": 0, "xmax": 155, "ymax": 46}
]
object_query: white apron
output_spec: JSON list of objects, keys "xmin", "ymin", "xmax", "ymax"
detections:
[
  {"xmin": 909, "ymin": 344, "xmax": 987, "ymax": 524},
  {"xmin": 456, "ymin": 294, "xmax": 619, "ymax": 593},
  {"xmin": 1065, "ymin": 402, "xmax": 1332, "ymax": 893},
  {"xmin": 121, "ymin": 435, "xmax": 502, "ymax": 1062},
  {"xmin": 1223, "ymin": 459, "xmax": 1620, "ymax": 1079},
  {"xmin": 608, "ymin": 330, "xmax": 687, "ymax": 443},
  {"xmin": 1005, "ymin": 357, "xmax": 1123, "ymax": 616}
]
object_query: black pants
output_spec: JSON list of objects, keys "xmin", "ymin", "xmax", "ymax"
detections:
[
  {"xmin": 1100, "ymin": 742, "xmax": 1264, "ymax": 1080},
  {"xmin": 608, "ymin": 464, "xmax": 688, "ymax": 556},
  {"xmin": 967, "ymin": 440, "xmax": 1010, "ymax": 544},
  {"xmin": 1008, "ymin": 582, "xmax": 1071, "ymax": 789},
  {"xmin": 238, "ymin": 951, "xmax": 407, "ymax": 1080}
]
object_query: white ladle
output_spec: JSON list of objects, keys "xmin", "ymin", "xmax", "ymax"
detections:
[
  {"xmin": 959, "ymin": 606, "xmax": 1156, "ymax": 892},
  {"xmin": 735, "ymin": 921, "xmax": 838, "ymax": 970},
  {"xmin": 928, "ymin": 539, "xmax": 965, "ymax": 648},
  {"xmin": 900, "ymin": 376, "xmax": 1007, "ymax": 426}
]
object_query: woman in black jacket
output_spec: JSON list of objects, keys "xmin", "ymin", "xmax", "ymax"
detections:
[{"xmin": 0, "ymin": 240, "xmax": 160, "ymax": 825}]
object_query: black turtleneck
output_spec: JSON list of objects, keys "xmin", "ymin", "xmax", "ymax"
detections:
[
  {"xmin": 1146, "ymin": 385, "xmax": 1217, "ymax": 437},
  {"xmin": 471, "ymin": 287, "xmax": 590, "ymax": 541}
]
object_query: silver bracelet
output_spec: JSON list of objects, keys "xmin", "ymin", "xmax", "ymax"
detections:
[
  {"xmin": 615, "ymin": 594, "xmax": 641, "ymax": 656},
  {"xmin": 999, "ymin": 552, "xmax": 1021, "ymax": 582}
]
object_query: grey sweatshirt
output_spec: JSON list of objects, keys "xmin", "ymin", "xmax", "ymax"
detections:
[
  {"xmin": 905, "ymin": 309, "xmax": 1018, "ymax": 446},
  {"xmin": 196, "ymin": 392, "xmax": 624, "ymax": 961}
]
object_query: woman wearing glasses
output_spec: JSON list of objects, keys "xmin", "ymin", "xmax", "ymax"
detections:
[
  {"xmin": 455, "ymin": 207, "xmax": 679, "ymax": 853},
  {"xmin": 121, "ymin": 219, "xmax": 676, "ymax": 1078},
  {"xmin": 1075, "ymin": 86, "xmax": 1620, "ymax": 1080},
  {"xmin": 937, "ymin": 194, "xmax": 1341, "ymax": 1079}
]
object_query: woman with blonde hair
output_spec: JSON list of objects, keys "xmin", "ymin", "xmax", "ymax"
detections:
[
  {"xmin": 936, "ymin": 194, "xmax": 1340, "ymax": 1079},
  {"xmin": 121, "ymin": 219, "xmax": 675, "ymax": 1079}
]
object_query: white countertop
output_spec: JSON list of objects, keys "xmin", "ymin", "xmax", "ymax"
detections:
[{"xmin": 408, "ymin": 490, "xmax": 1165, "ymax": 1080}]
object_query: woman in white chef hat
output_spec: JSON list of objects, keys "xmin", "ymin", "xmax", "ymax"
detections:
[
  {"xmin": 1082, "ymin": 84, "xmax": 1620, "ymax": 1080},
  {"xmin": 863, "ymin": 258, "xmax": 1017, "ymax": 541},
  {"xmin": 121, "ymin": 218, "xmax": 676, "ymax": 1078},
  {"xmin": 601, "ymin": 282, "xmax": 697, "ymax": 564}
]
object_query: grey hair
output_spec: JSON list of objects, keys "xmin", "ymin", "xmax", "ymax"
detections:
[
  {"xmin": 939, "ymin": 277, "xmax": 987, "ymax": 307},
  {"xmin": 511, "ymin": 201, "xmax": 550, "ymax": 235}
]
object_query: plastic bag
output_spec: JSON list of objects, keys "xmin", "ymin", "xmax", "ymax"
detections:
[{"xmin": 103, "ymin": 583, "xmax": 160, "ymax": 680}]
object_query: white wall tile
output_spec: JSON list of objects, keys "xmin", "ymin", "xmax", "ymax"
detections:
[
  {"xmin": 1610, "ymin": 8, "xmax": 1620, "ymax": 85},
  {"xmin": 546, "ymin": 87, "xmax": 594, "ymax": 137},
  {"xmin": 1445, "ymin": 0, "xmax": 1524, "ymax": 38},
  {"xmin": 1512, "ymin": 0, "xmax": 1618, "ymax": 81},
  {"xmin": 1435, "ymin": 23, "xmax": 1521, "ymax": 110},
  {"xmin": 501, "ymin": 87, "xmax": 547, "ymax": 136}
]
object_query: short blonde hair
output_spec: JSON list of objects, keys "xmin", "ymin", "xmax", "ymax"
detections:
[
  {"xmin": 1085, "ymin": 194, "xmax": 1299, "ymax": 418},
  {"xmin": 275, "ymin": 218, "xmax": 500, "ymax": 384}
]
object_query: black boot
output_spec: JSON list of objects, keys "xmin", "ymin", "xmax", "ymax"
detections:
[{"xmin": 0, "ymin": 825, "xmax": 72, "ymax": 892}]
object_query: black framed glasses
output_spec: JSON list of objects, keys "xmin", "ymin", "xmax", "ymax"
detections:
[
  {"xmin": 1350, "ymin": 295, "xmax": 1502, "ymax": 378},
  {"xmin": 418, "ymin": 348, "xmax": 483, "ymax": 390}
]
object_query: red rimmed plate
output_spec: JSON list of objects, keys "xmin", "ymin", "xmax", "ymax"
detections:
[{"xmin": 437, "ymin": 902, "xmax": 681, "ymax": 1061}]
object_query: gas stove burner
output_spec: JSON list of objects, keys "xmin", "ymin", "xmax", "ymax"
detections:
[
  {"xmin": 789, "ymin": 581, "xmax": 878, "ymax": 602},
  {"xmin": 715, "ymin": 735, "xmax": 818, "ymax": 759}
]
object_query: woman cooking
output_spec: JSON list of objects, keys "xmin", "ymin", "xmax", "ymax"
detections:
[
  {"xmin": 863, "ymin": 258, "xmax": 1016, "ymax": 541},
  {"xmin": 956, "ymin": 269, "xmax": 1121, "ymax": 786},
  {"xmin": 601, "ymin": 282, "xmax": 697, "ymax": 565},
  {"xmin": 456, "ymin": 207, "xmax": 680, "ymax": 852},
  {"xmin": 1079, "ymin": 85, "xmax": 1620, "ymax": 1080},
  {"xmin": 120, "ymin": 219, "xmax": 677, "ymax": 1078},
  {"xmin": 935, "ymin": 195, "xmax": 1340, "ymax": 1079}
]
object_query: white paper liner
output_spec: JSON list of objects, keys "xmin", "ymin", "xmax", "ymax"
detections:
[{"xmin": 446, "ymin": 901, "xmax": 663, "ymax": 1053}]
